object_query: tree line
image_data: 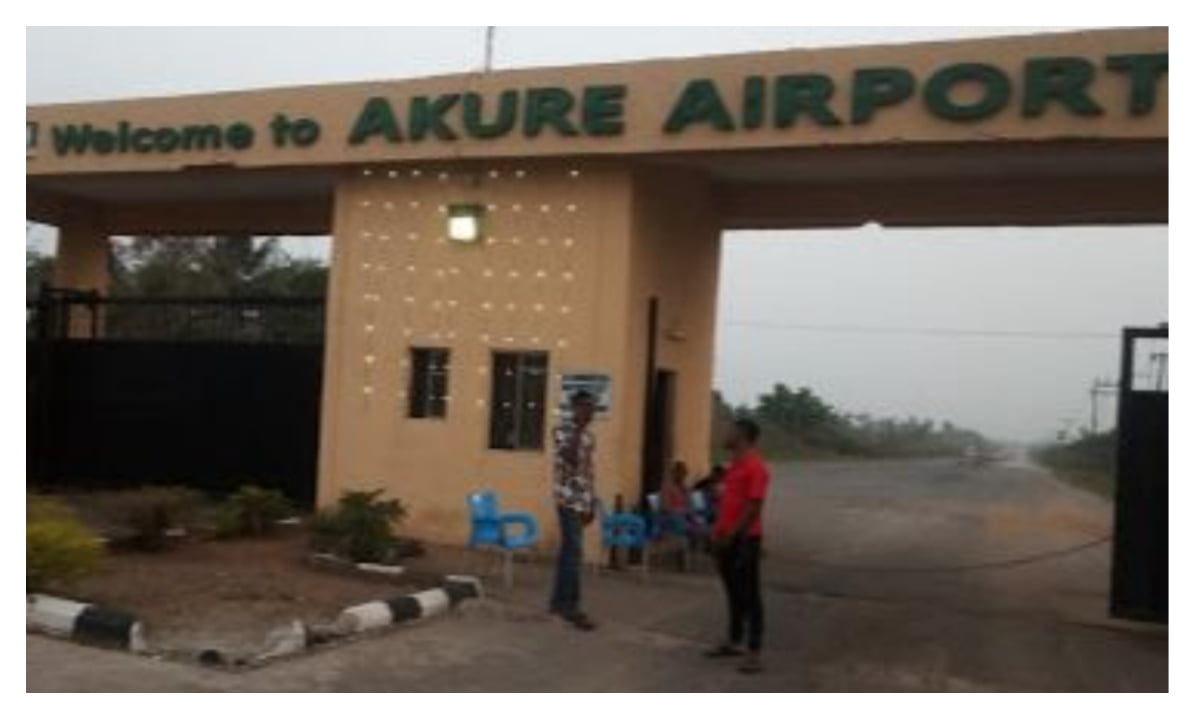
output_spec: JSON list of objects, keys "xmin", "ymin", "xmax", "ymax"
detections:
[
  {"xmin": 28, "ymin": 235, "xmax": 329, "ymax": 301},
  {"xmin": 711, "ymin": 384, "xmax": 991, "ymax": 460},
  {"xmin": 27, "ymin": 236, "xmax": 329, "ymax": 342}
]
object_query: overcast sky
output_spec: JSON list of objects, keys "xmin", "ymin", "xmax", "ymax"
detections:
[{"xmin": 26, "ymin": 27, "xmax": 1167, "ymax": 442}]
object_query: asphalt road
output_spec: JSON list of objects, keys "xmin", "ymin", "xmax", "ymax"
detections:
[
  {"xmin": 28, "ymin": 455, "xmax": 1167, "ymax": 692},
  {"xmin": 759, "ymin": 452, "xmax": 1117, "ymax": 620}
]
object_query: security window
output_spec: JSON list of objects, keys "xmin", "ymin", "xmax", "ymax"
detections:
[
  {"xmin": 409, "ymin": 347, "xmax": 450, "ymax": 419},
  {"xmin": 489, "ymin": 351, "xmax": 549, "ymax": 450}
]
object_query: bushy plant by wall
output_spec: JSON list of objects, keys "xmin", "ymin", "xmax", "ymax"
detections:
[
  {"xmin": 311, "ymin": 489, "xmax": 411, "ymax": 563},
  {"xmin": 92, "ymin": 486, "xmax": 202, "ymax": 551},
  {"xmin": 27, "ymin": 496, "xmax": 103, "ymax": 592},
  {"xmin": 214, "ymin": 485, "xmax": 292, "ymax": 537}
]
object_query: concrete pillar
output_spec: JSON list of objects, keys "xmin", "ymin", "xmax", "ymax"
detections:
[
  {"xmin": 53, "ymin": 205, "xmax": 110, "ymax": 294},
  {"xmin": 623, "ymin": 167, "xmax": 722, "ymax": 495},
  {"xmin": 52, "ymin": 204, "xmax": 110, "ymax": 337}
]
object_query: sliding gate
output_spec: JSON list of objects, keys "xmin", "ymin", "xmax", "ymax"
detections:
[
  {"xmin": 28, "ymin": 289, "xmax": 325, "ymax": 507},
  {"xmin": 1110, "ymin": 325, "xmax": 1168, "ymax": 623}
]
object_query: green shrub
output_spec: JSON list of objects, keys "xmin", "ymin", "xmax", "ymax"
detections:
[
  {"xmin": 215, "ymin": 485, "xmax": 292, "ymax": 537},
  {"xmin": 311, "ymin": 489, "xmax": 409, "ymax": 563},
  {"xmin": 27, "ymin": 496, "xmax": 103, "ymax": 592},
  {"xmin": 92, "ymin": 486, "xmax": 203, "ymax": 551}
]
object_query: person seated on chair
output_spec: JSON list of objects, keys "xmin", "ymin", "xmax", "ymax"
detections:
[
  {"xmin": 663, "ymin": 460, "xmax": 708, "ymax": 568},
  {"xmin": 661, "ymin": 460, "xmax": 692, "ymax": 535},
  {"xmin": 693, "ymin": 463, "xmax": 725, "ymax": 526}
]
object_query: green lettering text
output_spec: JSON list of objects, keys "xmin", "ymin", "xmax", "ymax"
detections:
[
  {"xmin": 349, "ymin": 97, "xmax": 403, "ymax": 145},
  {"xmin": 663, "ymin": 79, "xmax": 736, "ymax": 133},
  {"xmin": 1023, "ymin": 57, "xmax": 1103, "ymax": 117},
  {"xmin": 851, "ymin": 67, "xmax": 915, "ymax": 124}
]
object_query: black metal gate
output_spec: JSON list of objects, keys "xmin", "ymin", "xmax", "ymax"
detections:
[
  {"xmin": 28, "ymin": 289, "xmax": 325, "ymax": 507},
  {"xmin": 1110, "ymin": 325, "xmax": 1168, "ymax": 623}
]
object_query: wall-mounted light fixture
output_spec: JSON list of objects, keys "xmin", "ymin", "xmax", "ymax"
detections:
[{"xmin": 448, "ymin": 203, "xmax": 486, "ymax": 244}]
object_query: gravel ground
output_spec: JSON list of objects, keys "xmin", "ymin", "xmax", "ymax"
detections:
[{"xmin": 45, "ymin": 530, "xmax": 423, "ymax": 658}]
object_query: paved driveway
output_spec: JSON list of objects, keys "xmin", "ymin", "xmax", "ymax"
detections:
[{"xmin": 28, "ymin": 456, "xmax": 1167, "ymax": 692}]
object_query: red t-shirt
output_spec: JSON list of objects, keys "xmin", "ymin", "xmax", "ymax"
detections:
[{"xmin": 713, "ymin": 450, "xmax": 770, "ymax": 538}]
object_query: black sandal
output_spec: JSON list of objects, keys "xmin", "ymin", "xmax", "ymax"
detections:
[
  {"xmin": 561, "ymin": 612, "xmax": 597, "ymax": 631},
  {"xmin": 704, "ymin": 644, "xmax": 745, "ymax": 658}
]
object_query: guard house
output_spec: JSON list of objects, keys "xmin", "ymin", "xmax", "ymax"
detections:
[{"xmin": 26, "ymin": 28, "xmax": 1168, "ymax": 556}]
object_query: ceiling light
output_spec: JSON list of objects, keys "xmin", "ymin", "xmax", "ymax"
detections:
[{"xmin": 447, "ymin": 203, "xmax": 486, "ymax": 244}]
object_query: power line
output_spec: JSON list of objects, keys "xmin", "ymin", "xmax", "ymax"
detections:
[{"xmin": 721, "ymin": 320, "xmax": 1118, "ymax": 341}]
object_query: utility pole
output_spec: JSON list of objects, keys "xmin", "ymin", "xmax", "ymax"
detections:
[
  {"xmin": 1089, "ymin": 377, "xmax": 1119, "ymax": 434},
  {"xmin": 483, "ymin": 27, "xmax": 496, "ymax": 73}
]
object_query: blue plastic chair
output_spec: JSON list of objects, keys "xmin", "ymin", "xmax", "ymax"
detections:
[
  {"xmin": 646, "ymin": 491, "xmax": 700, "ymax": 571},
  {"xmin": 466, "ymin": 491, "xmax": 540, "ymax": 588},
  {"xmin": 645, "ymin": 491, "xmax": 690, "ymax": 540},
  {"xmin": 597, "ymin": 501, "xmax": 650, "ymax": 578}
]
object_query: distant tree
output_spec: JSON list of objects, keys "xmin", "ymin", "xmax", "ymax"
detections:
[
  {"xmin": 709, "ymin": 390, "xmax": 737, "ymax": 453},
  {"xmin": 104, "ymin": 236, "xmax": 328, "ymax": 342},
  {"xmin": 755, "ymin": 383, "xmax": 841, "ymax": 434},
  {"xmin": 711, "ymin": 381, "xmax": 990, "ymax": 460},
  {"xmin": 1031, "ymin": 429, "xmax": 1115, "ymax": 497},
  {"xmin": 26, "ymin": 249, "xmax": 53, "ymax": 301},
  {"xmin": 111, "ymin": 235, "xmax": 327, "ymax": 298}
]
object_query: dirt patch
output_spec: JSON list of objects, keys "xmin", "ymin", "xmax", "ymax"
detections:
[{"xmin": 47, "ymin": 529, "xmax": 425, "ymax": 658}]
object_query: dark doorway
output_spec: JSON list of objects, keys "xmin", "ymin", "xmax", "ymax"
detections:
[
  {"xmin": 641, "ymin": 369, "xmax": 677, "ymax": 498},
  {"xmin": 27, "ymin": 290, "xmax": 325, "ymax": 507}
]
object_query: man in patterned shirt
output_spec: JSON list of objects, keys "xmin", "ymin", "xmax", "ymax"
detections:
[{"xmin": 549, "ymin": 390, "xmax": 598, "ymax": 630}]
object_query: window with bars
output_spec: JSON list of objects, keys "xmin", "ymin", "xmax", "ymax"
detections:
[
  {"xmin": 488, "ymin": 351, "xmax": 549, "ymax": 451},
  {"xmin": 408, "ymin": 347, "xmax": 450, "ymax": 419}
]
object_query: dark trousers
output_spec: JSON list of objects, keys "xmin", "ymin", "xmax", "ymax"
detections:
[
  {"xmin": 717, "ymin": 536, "xmax": 764, "ymax": 651},
  {"xmin": 549, "ymin": 505, "xmax": 583, "ymax": 615}
]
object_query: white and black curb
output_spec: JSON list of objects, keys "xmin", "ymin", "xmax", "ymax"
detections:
[
  {"xmin": 28, "ymin": 575, "xmax": 484, "ymax": 664},
  {"xmin": 27, "ymin": 594, "xmax": 147, "ymax": 652},
  {"xmin": 331, "ymin": 575, "xmax": 484, "ymax": 635}
]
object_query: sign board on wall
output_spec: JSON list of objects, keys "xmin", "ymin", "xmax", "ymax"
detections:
[
  {"xmin": 559, "ymin": 373, "xmax": 612, "ymax": 416},
  {"xmin": 27, "ymin": 51, "xmax": 1169, "ymax": 160}
]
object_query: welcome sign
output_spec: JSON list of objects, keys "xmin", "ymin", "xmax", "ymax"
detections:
[{"xmin": 32, "ymin": 52, "xmax": 1168, "ymax": 159}]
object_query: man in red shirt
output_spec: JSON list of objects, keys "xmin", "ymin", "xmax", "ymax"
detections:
[{"xmin": 706, "ymin": 417, "xmax": 770, "ymax": 674}]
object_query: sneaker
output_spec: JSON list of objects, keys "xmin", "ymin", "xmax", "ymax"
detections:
[
  {"xmin": 557, "ymin": 611, "xmax": 597, "ymax": 631},
  {"xmin": 704, "ymin": 644, "xmax": 745, "ymax": 658}
]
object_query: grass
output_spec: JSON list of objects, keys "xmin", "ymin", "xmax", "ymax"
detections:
[
  {"xmin": 1031, "ymin": 431, "xmax": 1116, "ymax": 500},
  {"xmin": 1049, "ymin": 467, "xmax": 1115, "ymax": 499}
]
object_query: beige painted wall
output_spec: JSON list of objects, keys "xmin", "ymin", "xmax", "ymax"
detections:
[
  {"xmin": 620, "ymin": 169, "xmax": 722, "ymax": 489},
  {"xmin": 317, "ymin": 159, "xmax": 722, "ymax": 558},
  {"xmin": 318, "ymin": 161, "xmax": 649, "ymax": 557}
]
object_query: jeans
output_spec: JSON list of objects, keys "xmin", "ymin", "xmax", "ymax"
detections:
[
  {"xmin": 717, "ymin": 536, "xmax": 764, "ymax": 651},
  {"xmin": 550, "ymin": 504, "xmax": 584, "ymax": 615}
]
